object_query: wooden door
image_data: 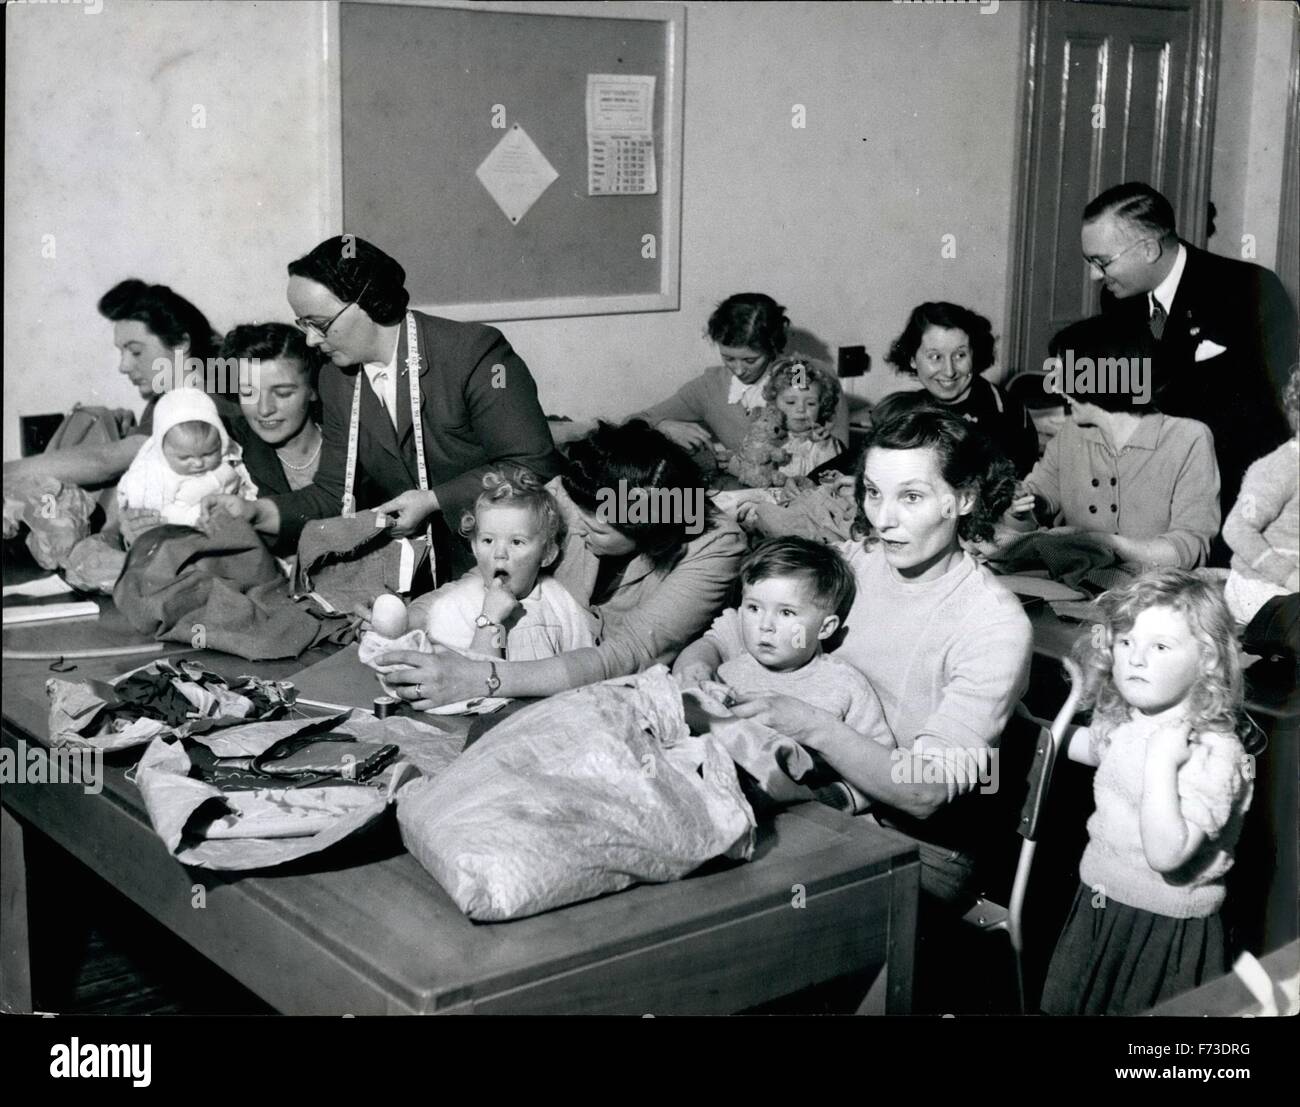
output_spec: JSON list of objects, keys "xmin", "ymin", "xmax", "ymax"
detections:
[{"xmin": 1006, "ymin": 0, "xmax": 1219, "ymax": 376}]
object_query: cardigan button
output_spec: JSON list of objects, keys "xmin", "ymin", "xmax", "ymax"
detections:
[
  {"xmin": 1089, "ymin": 505, "xmax": 1098, "ymax": 514},
  {"xmin": 1110, "ymin": 504, "xmax": 1118, "ymax": 512},
  {"xmin": 1110, "ymin": 477, "xmax": 1117, "ymax": 486},
  {"xmin": 1091, "ymin": 478, "xmax": 1100, "ymax": 487}
]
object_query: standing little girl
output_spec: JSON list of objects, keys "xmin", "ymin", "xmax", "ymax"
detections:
[
  {"xmin": 763, "ymin": 356, "xmax": 844, "ymax": 479},
  {"xmin": 1041, "ymin": 569, "xmax": 1256, "ymax": 1015}
]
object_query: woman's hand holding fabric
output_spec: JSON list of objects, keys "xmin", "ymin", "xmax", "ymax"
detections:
[
  {"xmin": 727, "ymin": 692, "xmax": 836, "ymax": 745},
  {"xmin": 374, "ymin": 489, "xmax": 440, "ymax": 537},
  {"xmin": 376, "ymin": 646, "xmax": 489, "ymax": 710}
]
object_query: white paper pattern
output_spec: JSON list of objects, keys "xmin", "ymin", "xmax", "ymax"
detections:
[{"xmin": 475, "ymin": 123, "xmax": 559, "ymax": 225}]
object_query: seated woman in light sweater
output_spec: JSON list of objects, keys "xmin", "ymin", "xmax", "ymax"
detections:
[
  {"xmin": 1221, "ymin": 366, "xmax": 1299, "ymax": 628},
  {"xmin": 675, "ymin": 399, "xmax": 1033, "ymax": 907},
  {"xmin": 1002, "ymin": 314, "xmax": 1221, "ymax": 571}
]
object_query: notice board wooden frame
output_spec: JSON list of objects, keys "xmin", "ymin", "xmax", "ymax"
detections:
[{"xmin": 323, "ymin": 0, "xmax": 685, "ymax": 322}]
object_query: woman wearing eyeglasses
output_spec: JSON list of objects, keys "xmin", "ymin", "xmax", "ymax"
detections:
[{"xmin": 201, "ymin": 236, "xmax": 564, "ymax": 579}]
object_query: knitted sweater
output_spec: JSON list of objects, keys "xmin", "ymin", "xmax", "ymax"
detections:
[
  {"xmin": 1078, "ymin": 715, "xmax": 1253, "ymax": 919},
  {"xmin": 1222, "ymin": 438, "xmax": 1299, "ymax": 588},
  {"xmin": 704, "ymin": 543, "xmax": 1031, "ymax": 790},
  {"xmin": 635, "ymin": 364, "xmax": 851, "ymax": 454}
]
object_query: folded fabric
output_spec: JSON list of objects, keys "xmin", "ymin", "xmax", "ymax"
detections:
[
  {"xmin": 684, "ymin": 683, "xmax": 818, "ymax": 803},
  {"xmin": 133, "ymin": 708, "xmax": 459, "ymax": 869},
  {"xmin": 988, "ymin": 530, "xmax": 1124, "ymax": 591},
  {"xmin": 114, "ymin": 515, "xmax": 333, "ymax": 660},
  {"xmin": 295, "ymin": 511, "xmax": 428, "ymax": 614},
  {"xmin": 397, "ymin": 665, "xmax": 756, "ymax": 920},
  {"xmin": 46, "ymin": 657, "xmax": 297, "ymax": 752}
]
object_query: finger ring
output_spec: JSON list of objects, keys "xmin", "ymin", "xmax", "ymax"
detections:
[{"xmin": 416, "ymin": 684, "xmax": 426, "ymax": 700}]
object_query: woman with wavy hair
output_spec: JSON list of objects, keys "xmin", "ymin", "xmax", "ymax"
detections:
[
  {"xmin": 4, "ymin": 278, "xmax": 220, "ymax": 494},
  {"xmin": 676, "ymin": 395, "xmax": 1034, "ymax": 907}
]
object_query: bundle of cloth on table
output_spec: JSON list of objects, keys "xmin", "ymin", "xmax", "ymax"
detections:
[{"xmin": 46, "ymin": 656, "xmax": 861, "ymax": 913}]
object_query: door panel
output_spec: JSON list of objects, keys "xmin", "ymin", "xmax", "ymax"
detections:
[{"xmin": 1008, "ymin": 1, "xmax": 1217, "ymax": 375}]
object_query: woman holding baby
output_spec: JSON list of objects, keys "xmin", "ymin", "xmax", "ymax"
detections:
[{"xmin": 677, "ymin": 397, "xmax": 1033, "ymax": 908}]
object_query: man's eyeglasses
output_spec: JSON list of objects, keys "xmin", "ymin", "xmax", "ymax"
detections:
[
  {"xmin": 1084, "ymin": 237, "xmax": 1156, "ymax": 274},
  {"xmin": 294, "ymin": 278, "xmax": 372, "ymax": 338}
]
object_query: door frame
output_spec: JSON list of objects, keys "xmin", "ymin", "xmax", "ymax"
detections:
[{"xmin": 1004, "ymin": 0, "xmax": 1221, "ymax": 377}]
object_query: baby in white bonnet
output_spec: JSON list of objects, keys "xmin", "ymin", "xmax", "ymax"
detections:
[{"xmin": 116, "ymin": 388, "xmax": 258, "ymax": 529}]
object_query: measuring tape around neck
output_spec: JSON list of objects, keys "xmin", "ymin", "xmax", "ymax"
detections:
[{"xmin": 339, "ymin": 311, "xmax": 436, "ymax": 583}]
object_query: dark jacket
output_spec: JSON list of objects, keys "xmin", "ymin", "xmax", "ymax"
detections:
[
  {"xmin": 259, "ymin": 312, "xmax": 564, "ymax": 571},
  {"xmin": 1101, "ymin": 241, "xmax": 1296, "ymax": 517}
]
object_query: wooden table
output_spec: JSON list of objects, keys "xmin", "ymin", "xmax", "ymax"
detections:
[{"xmin": 1, "ymin": 613, "xmax": 919, "ymax": 1015}]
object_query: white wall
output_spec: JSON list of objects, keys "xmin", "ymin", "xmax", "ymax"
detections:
[
  {"xmin": 3, "ymin": 0, "xmax": 330, "ymax": 456},
  {"xmin": 5, "ymin": 0, "xmax": 1039, "ymax": 459},
  {"xmin": 1209, "ymin": 0, "xmax": 1295, "ymax": 270}
]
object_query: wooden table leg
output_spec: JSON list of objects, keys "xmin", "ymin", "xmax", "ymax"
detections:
[
  {"xmin": 856, "ymin": 857, "xmax": 920, "ymax": 1014},
  {"xmin": 1, "ymin": 806, "xmax": 33, "ymax": 1013}
]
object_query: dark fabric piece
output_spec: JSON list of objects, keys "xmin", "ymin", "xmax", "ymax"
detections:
[
  {"xmin": 295, "ymin": 510, "xmax": 431, "ymax": 612},
  {"xmin": 1041, "ymin": 882, "xmax": 1228, "ymax": 1015},
  {"xmin": 1241, "ymin": 591, "xmax": 1299, "ymax": 660},
  {"xmin": 989, "ymin": 529, "xmax": 1122, "ymax": 590},
  {"xmin": 262, "ymin": 311, "xmax": 564, "ymax": 561},
  {"xmin": 112, "ymin": 515, "xmax": 329, "ymax": 660}
]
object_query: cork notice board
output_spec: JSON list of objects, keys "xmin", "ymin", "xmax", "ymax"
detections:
[{"xmin": 329, "ymin": 0, "xmax": 684, "ymax": 321}]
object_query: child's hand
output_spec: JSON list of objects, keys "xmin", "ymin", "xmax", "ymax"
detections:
[
  {"xmin": 674, "ymin": 661, "xmax": 718, "ymax": 690},
  {"xmin": 1147, "ymin": 719, "xmax": 1194, "ymax": 768},
  {"xmin": 480, "ymin": 575, "xmax": 521, "ymax": 624}
]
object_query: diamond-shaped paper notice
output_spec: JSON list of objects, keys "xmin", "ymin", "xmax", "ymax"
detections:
[{"xmin": 475, "ymin": 124, "xmax": 559, "ymax": 226}]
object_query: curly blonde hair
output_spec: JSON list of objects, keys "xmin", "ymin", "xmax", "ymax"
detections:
[
  {"xmin": 459, "ymin": 466, "xmax": 562, "ymax": 551},
  {"xmin": 1283, "ymin": 363, "xmax": 1299, "ymax": 434},
  {"xmin": 762, "ymin": 354, "xmax": 841, "ymax": 429},
  {"xmin": 1071, "ymin": 569, "xmax": 1244, "ymax": 744}
]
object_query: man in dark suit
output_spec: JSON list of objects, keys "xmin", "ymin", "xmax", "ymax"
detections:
[
  {"xmin": 203, "ymin": 236, "xmax": 563, "ymax": 580},
  {"xmin": 1079, "ymin": 182, "xmax": 1296, "ymax": 560}
]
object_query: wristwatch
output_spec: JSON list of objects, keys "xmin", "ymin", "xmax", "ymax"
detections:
[
  {"xmin": 484, "ymin": 661, "xmax": 501, "ymax": 696},
  {"xmin": 474, "ymin": 613, "xmax": 500, "ymax": 630}
]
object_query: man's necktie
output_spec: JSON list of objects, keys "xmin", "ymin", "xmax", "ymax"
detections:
[{"xmin": 1149, "ymin": 299, "xmax": 1167, "ymax": 341}]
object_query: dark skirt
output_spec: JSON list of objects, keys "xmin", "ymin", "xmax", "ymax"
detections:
[{"xmin": 1041, "ymin": 882, "xmax": 1227, "ymax": 1015}]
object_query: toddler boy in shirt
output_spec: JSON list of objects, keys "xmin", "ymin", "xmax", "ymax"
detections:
[{"xmin": 675, "ymin": 537, "xmax": 891, "ymax": 806}]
